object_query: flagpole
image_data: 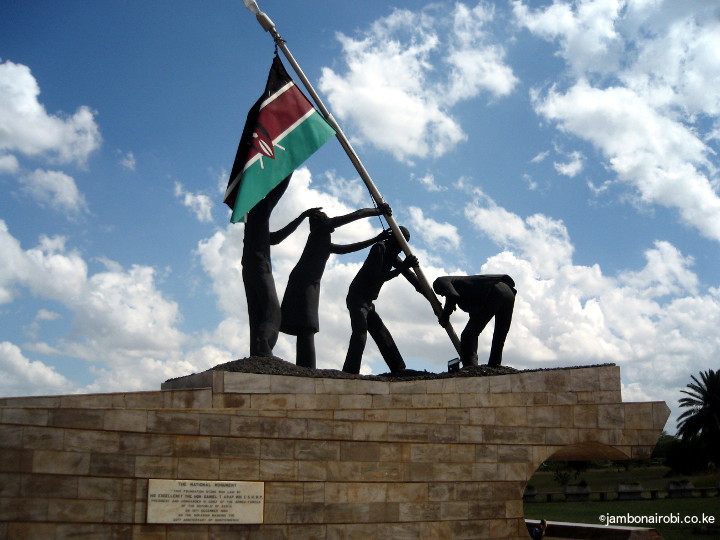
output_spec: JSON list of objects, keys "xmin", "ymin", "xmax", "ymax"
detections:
[{"xmin": 243, "ymin": 1, "xmax": 462, "ymax": 357}]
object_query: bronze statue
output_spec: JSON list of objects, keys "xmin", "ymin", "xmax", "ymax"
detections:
[
  {"xmin": 342, "ymin": 226, "xmax": 420, "ymax": 374},
  {"xmin": 433, "ymin": 274, "xmax": 516, "ymax": 367},
  {"xmin": 242, "ymin": 174, "xmax": 314, "ymax": 357},
  {"xmin": 281, "ymin": 205, "xmax": 392, "ymax": 369}
]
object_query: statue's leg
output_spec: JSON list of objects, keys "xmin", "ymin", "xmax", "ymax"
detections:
[
  {"xmin": 296, "ymin": 330, "xmax": 316, "ymax": 369},
  {"xmin": 343, "ymin": 301, "xmax": 369, "ymax": 374},
  {"xmin": 488, "ymin": 283, "xmax": 515, "ymax": 367},
  {"xmin": 460, "ymin": 314, "xmax": 484, "ymax": 367},
  {"xmin": 367, "ymin": 308, "xmax": 406, "ymax": 373},
  {"xmin": 244, "ymin": 268, "xmax": 280, "ymax": 357}
]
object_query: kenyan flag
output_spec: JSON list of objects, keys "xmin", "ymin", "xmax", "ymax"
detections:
[{"xmin": 224, "ymin": 55, "xmax": 335, "ymax": 222}]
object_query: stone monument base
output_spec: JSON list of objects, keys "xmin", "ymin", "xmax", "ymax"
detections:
[{"xmin": 0, "ymin": 364, "xmax": 668, "ymax": 539}]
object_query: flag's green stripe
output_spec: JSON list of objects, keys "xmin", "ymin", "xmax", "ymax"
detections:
[{"xmin": 231, "ymin": 112, "xmax": 335, "ymax": 222}]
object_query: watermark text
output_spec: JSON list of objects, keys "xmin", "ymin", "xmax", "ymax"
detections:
[{"xmin": 599, "ymin": 512, "xmax": 715, "ymax": 527}]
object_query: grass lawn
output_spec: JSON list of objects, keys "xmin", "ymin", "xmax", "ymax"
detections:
[
  {"xmin": 524, "ymin": 466, "xmax": 720, "ymax": 539},
  {"xmin": 526, "ymin": 466, "xmax": 720, "ymax": 492}
]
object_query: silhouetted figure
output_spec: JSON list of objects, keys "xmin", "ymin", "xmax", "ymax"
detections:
[
  {"xmin": 527, "ymin": 519, "xmax": 547, "ymax": 539},
  {"xmin": 342, "ymin": 226, "xmax": 420, "ymax": 374},
  {"xmin": 242, "ymin": 175, "xmax": 313, "ymax": 357},
  {"xmin": 433, "ymin": 274, "xmax": 516, "ymax": 367},
  {"xmin": 281, "ymin": 205, "xmax": 392, "ymax": 369}
]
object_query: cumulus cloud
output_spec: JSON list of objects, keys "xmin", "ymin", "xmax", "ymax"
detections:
[
  {"xmin": 0, "ymin": 60, "xmax": 101, "ymax": 165},
  {"xmin": 463, "ymin": 188, "xmax": 720, "ymax": 425},
  {"xmin": 319, "ymin": 2, "xmax": 517, "ymax": 162},
  {"xmin": 0, "ymin": 153, "xmax": 19, "ymax": 173},
  {"xmin": 322, "ymin": 171, "xmax": 369, "ymax": 207},
  {"xmin": 23, "ymin": 309, "xmax": 61, "ymax": 340},
  {"xmin": 412, "ymin": 172, "xmax": 447, "ymax": 192},
  {"xmin": 0, "ymin": 341, "xmax": 76, "ymax": 397},
  {"xmin": 464, "ymin": 187, "xmax": 574, "ymax": 276},
  {"xmin": 512, "ymin": 0, "xmax": 625, "ymax": 75},
  {"xmin": 174, "ymin": 182, "xmax": 214, "ymax": 223},
  {"xmin": 407, "ymin": 206, "xmax": 461, "ymax": 251},
  {"xmin": 0, "ymin": 219, "xmax": 192, "ymax": 393},
  {"xmin": 514, "ymin": 1, "xmax": 720, "ymax": 241},
  {"xmin": 620, "ymin": 2, "xmax": 720, "ymax": 116},
  {"xmin": 554, "ymin": 150, "xmax": 584, "ymax": 177},
  {"xmin": 19, "ymin": 169, "xmax": 88, "ymax": 215},
  {"xmin": 534, "ymin": 81, "xmax": 720, "ymax": 239}
]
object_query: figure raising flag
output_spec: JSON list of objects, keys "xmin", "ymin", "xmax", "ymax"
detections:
[
  {"xmin": 235, "ymin": 0, "xmax": 463, "ymax": 362},
  {"xmin": 224, "ymin": 55, "xmax": 335, "ymax": 222}
]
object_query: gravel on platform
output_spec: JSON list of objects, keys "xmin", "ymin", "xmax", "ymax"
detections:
[{"xmin": 164, "ymin": 356, "xmax": 615, "ymax": 384}]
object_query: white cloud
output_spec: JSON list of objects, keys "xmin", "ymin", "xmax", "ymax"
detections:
[
  {"xmin": 0, "ymin": 153, "xmax": 19, "ymax": 173},
  {"xmin": 0, "ymin": 341, "xmax": 76, "ymax": 397},
  {"xmin": 24, "ymin": 309, "xmax": 62, "ymax": 340},
  {"xmin": 620, "ymin": 240, "xmax": 698, "ymax": 298},
  {"xmin": 0, "ymin": 60, "xmax": 101, "ymax": 165},
  {"xmin": 407, "ymin": 206, "xmax": 461, "ymax": 251},
  {"xmin": 0, "ymin": 220, "xmax": 190, "ymax": 392},
  {"xmin": 119, "ymin": 151, "xmax": 136, "ymax": 171},
  {"xmin": 412, "ymin": 172, "xmax": 447, "ymax": 192},
  {"xmin": 554, "ymin": 150, "xmax": 584, "ymax": 177},
  {"xmin": 174, "ymin": 182, "xmax": 213, "ymax": 223},
  {"xmin": 621, "ymin": 381, "xmax": 652, "ymax": 402},
  {"xmin": 462, "ymin": 189, "xmax": 720, "ymax": 426},
  {"xmin": 322, "ymin": 171, "xmax": 369, "ymax": 206},
  {"xmin": 621, "ymin": 2, "xmax": 720, "ymax": 116},
  {"xmin": 36, "ymin": 308, "xmax": 60, "ymax": 322},
  {"xmin": 19, "ymin": 169, "xmax": 88, "ymax": 216},
  {"xmin": 534, "ymin": 81, "xmax": 720, "ymax": 240},
  {"xmin": 512, "ymin": 0, "xmax": 625, "ymax": 75},
  {"xmin": 445, "ymin": 3, "xmax": 519, "ymax": 102},
  {"xmin": 514, "ymin": 2, "xmax": 720, "ymax": 242},
  {"xmin": 464, "ymin": 187, "xmax": 574, "ymax": 276},
  {"xmin": 319, "ymin": 3, "xmax": 517, "ymax": 162}
]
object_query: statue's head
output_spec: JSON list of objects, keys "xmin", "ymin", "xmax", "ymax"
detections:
[
  {"xmin": 386, "ymin": 225, "xmax": 410, "ymax": 251},
  {"xmin": 433, "ymin": 277, "xmax": 450, "ymax": 295}
]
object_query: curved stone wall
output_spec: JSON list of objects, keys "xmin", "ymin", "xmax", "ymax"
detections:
[{"xmin": 0, "ymin": 365, "xmax": 669, "ymax": 539}]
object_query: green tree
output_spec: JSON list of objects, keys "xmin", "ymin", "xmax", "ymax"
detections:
[{"xmin": 677, "ymin": 369, "xmax": 720, "ymax": 463}]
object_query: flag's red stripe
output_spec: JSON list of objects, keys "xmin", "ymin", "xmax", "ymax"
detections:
[{"xmin": 244, "ymin": 85, "xmax": 315, "ymax": 162}]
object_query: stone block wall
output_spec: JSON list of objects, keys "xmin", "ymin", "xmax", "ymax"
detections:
[{"xmin": 0, "ymin": 365, "xmax": 669, "ymax": 539}]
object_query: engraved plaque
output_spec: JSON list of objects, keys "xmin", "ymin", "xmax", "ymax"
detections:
[{"xmin": 147, "ymin": 479, "xmax": 264, "ymax": 524}]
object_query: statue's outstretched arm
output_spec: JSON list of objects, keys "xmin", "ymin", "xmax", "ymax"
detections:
[
  {"xmin": 331, "ymin": 237, "xmax": 378, "ymax": 255},
  {"xmin": 328, "ymin": 203, "xmax": 391, "ymax": 229},
  {"xmin": 269, "ymin": 207, "xmax": 319, "ymax": 245},
  {"xmin": 331, "ymin": 230, "xmax": 388, "ymax": 255}
]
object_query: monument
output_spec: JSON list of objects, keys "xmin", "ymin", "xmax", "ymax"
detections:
[
  {"xmin": 0, "ymin": 361, "xmax": 669, "ymax": 538},
  {"xmin": 0, "ymin": 3, "xmax": 671, "ymax": 539}
]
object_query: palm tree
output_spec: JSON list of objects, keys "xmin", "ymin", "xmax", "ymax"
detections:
[{"xmin": 677, "ymin": 369, "xmax": 720, "ymax": 462}]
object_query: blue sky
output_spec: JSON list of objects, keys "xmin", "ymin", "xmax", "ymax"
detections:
[{"xmin": 1, "ymin": 0, "xmax": 719, "ymax": 431}]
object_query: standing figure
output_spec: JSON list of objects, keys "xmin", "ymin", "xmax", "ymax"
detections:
[
  {"xmin": 433, "ymin": 274, "xmax": 516, "ymax": 367},
  {"xmin": 242, "ymin": 175, "xmax": 314, "ymax": 357},
  {"xmin": 281, "ymin": 204, "xmax": 392, "ymax": 369},
  {"xmin": 342, "ymin": 226, "xmax": 420, "ymax": 374}
]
